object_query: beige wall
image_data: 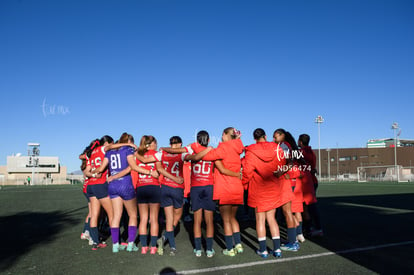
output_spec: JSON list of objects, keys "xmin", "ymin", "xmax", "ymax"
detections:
[{"xmin": 0, "ymin": 165, "xmax": 69, "ymax": 185}]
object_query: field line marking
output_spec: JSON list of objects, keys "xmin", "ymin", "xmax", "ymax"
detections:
[
  {"xmin": 177, "ymin": 240, "xmax": 414, "ymax": 275},
  {"xmin": 337, "ymin": 202, "xmax": 414, "ymax": 214}
]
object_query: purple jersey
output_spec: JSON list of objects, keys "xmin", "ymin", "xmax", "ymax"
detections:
[{"xmin": 105, "ymin": 146, "xmax": 134, "ymax": 182}]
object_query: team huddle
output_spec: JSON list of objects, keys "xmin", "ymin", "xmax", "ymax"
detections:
[{"xmin": 79, "ymin": 127, "xmax": 323, "ymax": 259}]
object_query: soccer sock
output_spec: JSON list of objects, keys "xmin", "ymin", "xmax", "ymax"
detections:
[
  {"xmin": 140, "ymin": 234, "xmax": 148, "ymax": 247},
  {"xmin": 150, "ymin": 236, "xmax": 158, "ymax": 247},
  {"xmin": 258, "ymin": 237, "xmax": 267, "ymax": 252},
  {"xmin": 83, "ymin": 222, "xmax": 88, "ymax": 233},
  {"xmin": 194, "ymin": 237, "xmax": 202, "ymax": 251},
  {"xmin": 128, "ymin": 226, "xmax": 137, "ymax": 243},
  {"xmin": 90, "ymin": 227, "xmax": 99, "ymax": 244},
  {"xmin": 111, "ymin": 227, "xmax": 120, "ymax": 244},
  {"xmin": 296, "ymin": 222, "xmax": 303, "ymax": 235},
  {"xmin": 206, "ymin": 237, "xmax": 214, "ymax": 251},
  {"xmin": 233, "ymin": 232, "xmax": 241, "ymax": 245},
  {"xmin": 287, "ymin": 227, "xmax": 296, "ymax": 244},
  {"xmin": 272, "ymin": 236, "xmax": 281, "ymax": 251},
  {"xmin": 225, "ymin": 235, "xmax": 233, "ymax": 251},
  {"xmin": 166, "ymin": 231, "xmax": 176, "ymax": 249}
]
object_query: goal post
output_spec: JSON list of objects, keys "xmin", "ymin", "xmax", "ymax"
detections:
[{"xmin": 357, "ymin": 165, "xmax": 412, "ymax": 182}]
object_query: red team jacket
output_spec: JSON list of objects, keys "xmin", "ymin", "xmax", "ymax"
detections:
[
  {"xmin": 202, "ymin": 139, "xmax": 244, "ymax": 205},
  {"xmin": 242, "ymin": 141, "xmax": 293, "ymax": 212}
]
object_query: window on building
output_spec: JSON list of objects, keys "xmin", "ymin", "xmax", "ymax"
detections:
[{"xmin": 339, "ymin": 156, "xmax": 351, "ymax": 161}]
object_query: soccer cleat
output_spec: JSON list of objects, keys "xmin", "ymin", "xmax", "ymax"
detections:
[
  {"xmin": 280, "ymin": 242, "xmax": 299, "ymax": 252},
  {"xmin": 169, "ymin": 248, "xmax": 177, "ymax": 256},
  {"xmin": 97, "ymin": 243, "xmax": 107, "ymax": 248},
  {"xmin": 222, "ymin": 249, "xmax": 236, "ymax": 257},
  {"xmin": 150, "ymin": 247, "xmax": 158, "ymax": 255},
  {"xmin": 235, "ymin": 243, "xmax": 244, "ymax": 254},
  {"xmin": 141, "ymin": 246, "xmax": 149, "ymax": 254},
  {"xmin": 91, "ymin": 243, "xmax": 106, "ymax": 251},
  {"xmin": 88, "ymin": 239, "xmax": 94, "ymax": 246},
  {"xmin": 157, "ymin": 238, "xmax": 164, "ymax": 255},
  {"xmin": 193, "ymin": 249, "xmax": 202, "ymax": 257},
  {"xmin": 206, "ymin": 249, "xmax": 215, "ymax": 258},
  {"xmin": 119, "ymin": 243, "xmax": 127, "ymax": 251},
  {"xmin": 81, "ymin": 231, "xmax": 90, "ymax": 240},
  {"xmin": 112, "ymin": 243, "xmax": 120, "ymax": 253},
  {"xmin": 273, "ymin": 249, "xmax": 282, "ymax": 258},
  {"xmin": 256, "ymin": 249, "xmax": 269, "ymax": 259},
  {"xmin": 126, "ymin": 242, "xmax": 139, "ymax": 252},
  {"xmin": 297, "ymin": 234, "xmax": 306, "ymax": 243}
]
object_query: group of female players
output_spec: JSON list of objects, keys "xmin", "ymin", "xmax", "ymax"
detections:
[{"xmin": 79, "ymin": 127, "xmax": 321, "ymax": 259}]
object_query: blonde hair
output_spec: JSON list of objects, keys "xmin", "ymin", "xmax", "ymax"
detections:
[{"xmin": 137, "ymin": 135, "xmax": 156, "ymax": 156}]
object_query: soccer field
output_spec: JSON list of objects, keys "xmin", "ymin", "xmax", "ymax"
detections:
[{"xmin": 1, "ymin": 182, "xmax": 413, "ymax": 275}]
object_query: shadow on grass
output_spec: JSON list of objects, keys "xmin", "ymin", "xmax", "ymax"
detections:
[
  {"xmin": 305, "ymin": 193, "xmax": 414, "ymax": 274},
  {"xmin": 0, "ymin": 210, "xmax": 78, "ymax": 270}
]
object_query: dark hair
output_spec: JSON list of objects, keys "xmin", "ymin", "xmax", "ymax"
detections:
[
  {"xmin": 299, "ymin": 134, "xmax": 310, "ymax": 146},
  {"xmin": 274, "ymin": 128, "xmax": 286, "ymax": 137},
  {"xmin": 80, "ymin": 159, "xmax": 87, "ymax": 171},
  {"xmin": 83, "ymin": 139, "xmax": 99, "ymax": 158},
  {"xmin": 197, "ymin": 130, "xmax": 209, "ymax": 147},
  {"xmin": 253, "ymin": 128, "xmax": 266, "ymax": 140},
  {"xmin": 138, "ymin": 135, "xmax": 156, "ymax": 156},
  {"xmin": 100, "ymin": 135, "xmax": 114, "ymax": 145},
  {"xmin": 170, "ymin": 136, "xmax": 182, "ymax": 145},
  {"xmin": 284, "ymin": 132, "xmax": 299, "ymax": 151}
]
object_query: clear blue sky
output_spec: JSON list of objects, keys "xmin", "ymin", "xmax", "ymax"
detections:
[{"xmin": 1, "ymin": 0, "xmax": 413, "ymax": 172}]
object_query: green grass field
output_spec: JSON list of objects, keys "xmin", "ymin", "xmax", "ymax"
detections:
[{"xmin": 1, "ymin": 182, "xmax": 414, "ymax": 275}]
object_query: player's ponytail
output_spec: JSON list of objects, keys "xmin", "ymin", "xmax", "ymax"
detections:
[
  {"xmin": 197, "ymin": 130, "xmax": 209, "ymax": 147},
  {"xmin": 138, "ymin": 135, "xmax": 156, "ymax": 156}
]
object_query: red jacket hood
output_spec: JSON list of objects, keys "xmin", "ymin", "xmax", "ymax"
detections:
[{"xmin": 245, "ymin": 142, "xmax": 278, "ymax": 162}]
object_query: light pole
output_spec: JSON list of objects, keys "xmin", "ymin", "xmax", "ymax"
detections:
[
  {"xmin": 391, "ymin": 122, "xmax": 399, "ymax": 182},
  {"xmin": 327, "ymin": 148, "xmax": 331, "ymax": 182},
  {"xmin": 315, "ymin": 115, "xmax": 324, "ymax": 181},
  {"xmin": 28, "ymin": 143, "xmax": 40, "ymax": 185}
]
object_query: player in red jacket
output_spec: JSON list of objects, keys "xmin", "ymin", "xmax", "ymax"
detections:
[
  {"xmin": 298, "ymin": 134, "xmax": 323, "ymax": 237},
  {"xmin": 197, "ymin": 127, "xmax": 244, "ymax": 256},
  {"xmin": 242, "ymin": 128, "xmax": 285, "ymax": 258},
  {"xmin": 280, "ymin": 131, "xmax": 306, "ymax": 243},
  {"xmin": 273, "ymin": 129, "xmax": 299, "ymax": 251}
]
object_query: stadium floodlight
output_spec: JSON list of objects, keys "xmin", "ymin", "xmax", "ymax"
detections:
[
  {"xmin": 391, "ymin": 122, "xmax": 399, "ymax": 182},
  {"xmin": 315, "ymin": 115, "xmax": 324, "ymax": 180},
  {"xmin": 326, "ymin": 148, "xmax": 331, "ymax": 182}
]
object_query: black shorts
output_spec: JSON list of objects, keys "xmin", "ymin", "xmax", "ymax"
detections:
[
  {"xmin": 137, "ymin": 185, "xmax": 161, "ymax": 204},
  {"xmin": 191, "ymin": 185, "xmax": 215, "ymax": 211},
  {"xmin": 86, "ymin": 182, "xmax": 109, "ymax": 199},
  {"xmin": 160, "ymin": 185, "xmax": 184, "ymax": 208}
]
